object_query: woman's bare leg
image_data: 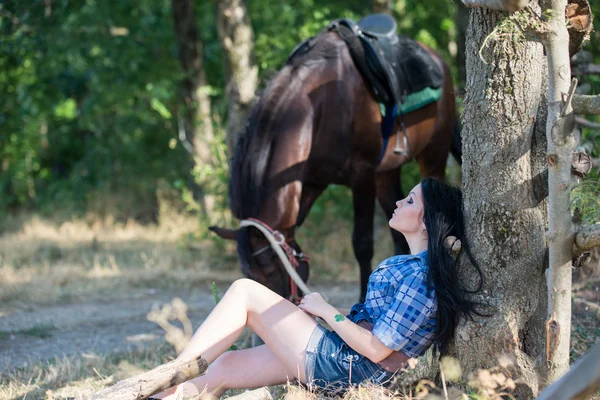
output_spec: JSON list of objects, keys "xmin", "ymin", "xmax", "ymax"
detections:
[
  {"xmin": 179, "ymin": 345, "xmax": 298, "ymax": 398},
  {"xmin": 153, "ymin": 279, "xmax": 319, "ymax": 398}
]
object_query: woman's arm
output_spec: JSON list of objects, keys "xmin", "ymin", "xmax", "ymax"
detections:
[{"xmin": 298, "ymin": 293, "xmax": 394, "ymax": 363}]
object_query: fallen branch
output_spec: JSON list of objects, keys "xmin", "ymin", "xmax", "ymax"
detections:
[
  {"xmin": 574, "ymin": 224, "xmax": 600, "ymax": 257},
  {"xmin": 574, "ymin": 297, "xmax": 600, "ymax": 312},
  {"xmin": 536, "ymin": 340, "xmax": 600, "ymax": 400},
  {"xmin": 461, "ymin": 0, "xmax": 528, "ymax": 12},
  {"xmin": 572, "ymin": 94, "xmax": 600, "ymax": 115},
  {"xmin": 91, "ymin": 356, "xmax": 208, "ymax": 400},
  {"xmin": 572, "ymin": 64, "xmax": 600, "ymax": 76}
]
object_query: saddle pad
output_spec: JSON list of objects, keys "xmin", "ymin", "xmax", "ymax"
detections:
[{"xmin": 379, "ymin": 87, "xmax": 443, "ymax": 117}]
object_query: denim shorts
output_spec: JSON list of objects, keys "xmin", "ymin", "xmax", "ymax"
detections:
[{"xmin": 304, "ymin": 325, "xmax": 395, "ymax": 392}]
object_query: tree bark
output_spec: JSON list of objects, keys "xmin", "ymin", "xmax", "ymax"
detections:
[
  {"xmin": 91, "ymin": 357, "xmax": 208, "ymax": 400},
  {"xmin": 574, "ymin": 224, "xmax": 600, "ymax": 256},
  {"xmin": 216, "ymin": 0, "xmax": 258, "ymax": 156},
  {"xmin": 540, "ymin": 0, "xmax": 578, "ymax": 384},
  {"xmin": 457, "ymin": 6, "xmax": 548, "ymax": 397},
  {"xmin": 172, "ymin": 0, "xmax": 216, "ymax": 214},
  {"xmin": 373, "ymin": 0, "xmax": 393, "ymax": 14},
  {"xmin": 572, "ymin": 94, "xmax": 600, "ymax": 115}
]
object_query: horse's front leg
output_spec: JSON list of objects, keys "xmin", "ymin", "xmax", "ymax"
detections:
[{"xmin": 351, "ymin": 174, "xmax": 376, "ymax": 302}]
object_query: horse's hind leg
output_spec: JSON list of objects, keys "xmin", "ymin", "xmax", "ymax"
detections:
[
  {"xmin": 376, "ymin": 167, "xmax": 410, "ymax": 255},
  {"xmin": 351, "ymin": 172, "xmax": 377, "ymax": 302}
]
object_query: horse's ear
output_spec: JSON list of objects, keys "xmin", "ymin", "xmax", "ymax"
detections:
[{"xmin": 209, "ymin": 226, "xmax": 238, "ymax": 240}]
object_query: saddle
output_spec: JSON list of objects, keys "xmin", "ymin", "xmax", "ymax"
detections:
[{"xmin": 287, "ymin": 14, "xmax": 444, "ymax": 160}]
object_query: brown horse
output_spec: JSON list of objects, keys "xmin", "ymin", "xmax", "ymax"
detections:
[{"xmin": 210, "ymin": 30, "xmax": 458, "ymax": 302}]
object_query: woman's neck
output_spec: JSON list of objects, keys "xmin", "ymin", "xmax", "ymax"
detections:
[{"xmin": 404, "ymin": 234, "xmax": 428, "ymax": 255}]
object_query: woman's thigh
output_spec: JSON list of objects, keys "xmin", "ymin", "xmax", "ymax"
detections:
[
  {"xmin": 232, "ymin": 279, "xmax": 319, "ymax": 383},
  {"xmin": 207, "ymin": 344, "xmax": 298, "ymax": 391}
]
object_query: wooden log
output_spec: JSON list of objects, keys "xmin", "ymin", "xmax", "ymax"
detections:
[
  {"xmin": 224, "ymin": 388, "xmax": 273, "ymax": 400},
  {"xmin": 91, "ymin": 356, "xmax": 208, "ymax": 400},
  {"xmin": 535, "ymin": 341, "xmax": 600, "ymax": 400}
]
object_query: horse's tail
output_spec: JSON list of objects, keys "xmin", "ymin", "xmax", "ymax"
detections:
[{"xmin": 450, "ymin": 119, "xmax": 462, "ymax": 165}]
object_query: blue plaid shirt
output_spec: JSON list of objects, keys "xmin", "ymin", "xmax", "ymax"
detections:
[{"xmin": 347, "ymin": 250, "xmax": 437, "ymax": 358}]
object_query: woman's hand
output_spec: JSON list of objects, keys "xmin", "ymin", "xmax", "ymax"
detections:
[{"xmin": 297, "ymin": 292, "xmax": 337, "ymax": 319}]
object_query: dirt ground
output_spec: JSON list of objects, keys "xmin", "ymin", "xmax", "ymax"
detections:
[{"xmin": 0, "ymin": 282, "xmax": 360, "ymax": 374}]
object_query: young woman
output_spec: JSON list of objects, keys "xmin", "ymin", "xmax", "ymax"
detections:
[{"xmin": 152, "ymin": 178, "xmax": 485, "ymax": 399}]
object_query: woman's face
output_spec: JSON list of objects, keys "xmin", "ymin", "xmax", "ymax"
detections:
[{"xmin": 389, "ymin": 183, "xmax": 425, "ymax": 234}]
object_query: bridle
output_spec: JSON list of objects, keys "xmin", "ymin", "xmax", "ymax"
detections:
[{"xmin": 239, "ymin": 218, "xmax": 311, "ymax": 303}]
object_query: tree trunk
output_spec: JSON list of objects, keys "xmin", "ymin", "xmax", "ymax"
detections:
[
  {"xmin": 457, "ymin": 6, "xmax": 548, "ymax": 397},
  {"xmin": 540, "ymin": 0, "xmax": 577, "ymax": 384},
  {"xmin": 216, "ymin": 0, "xmax": 258, "ymax": 156},
  {"xmin": 172, "ymin": 0, "xmax": 215, "ymax": 214},
  {"xmin": 373, "ymin": 0, "xmax": 393, "ymax": 14}
]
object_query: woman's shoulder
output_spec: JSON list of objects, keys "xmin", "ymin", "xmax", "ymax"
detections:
[
  {"xmin": 375, "ymin": 250, "xmax": 428, "ymax": 272},
  {"xmin": 372, "ymin": 251, "xmax": 429, "ymax": 285}
]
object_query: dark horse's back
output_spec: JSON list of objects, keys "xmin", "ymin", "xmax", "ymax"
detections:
[{"xmin": 216, "ymin": 26, "xmax": 458, "ymax": 301}]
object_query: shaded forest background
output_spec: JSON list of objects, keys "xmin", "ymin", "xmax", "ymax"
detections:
[{"xmin": 1, "ymin": 0, "xmax": 599, "ymax": 229}]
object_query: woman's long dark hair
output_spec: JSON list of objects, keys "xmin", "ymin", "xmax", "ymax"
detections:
[{"xmin": 420, "ymin": 178, "xmax": 486, "ymax": 354}]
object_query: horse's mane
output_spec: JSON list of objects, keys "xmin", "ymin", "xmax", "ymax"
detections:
[
  {"xmin": 228, "ymin": 32, "xmax": 343, "ymax": 220},
  {"xmin": 228, "ymin": 32, "xmax": 345, "ymax": 273}
]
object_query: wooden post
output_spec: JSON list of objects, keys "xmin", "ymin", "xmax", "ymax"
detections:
[
  {"xmin": 535, "ymin": 341, "xmax": 600, "ymax": 400},
  {"xmin": 91, "ymin": 357, "xmax": 208, "ymax": 400}
]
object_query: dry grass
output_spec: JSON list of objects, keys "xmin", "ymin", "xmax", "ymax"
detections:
[
  {"xmin": 0, "ymin": 211, "xmax": 242, "ymax": 312},
  {"xmin": 1, "ymin": 208, "xmax": 599, "ymax": 400},
  {"xmin": 0, "ymin": 343, "xmax": 175, "ymax": 400}
]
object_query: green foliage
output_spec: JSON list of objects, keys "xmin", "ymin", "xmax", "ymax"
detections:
[
  {"xmin": 573, "ymin": 0, "xmax": 600, "ymax": 225},
  {"xmin": 2, "ymin": 0, "xmax": 598, "ymax": 231},
  {"xmin": 211, "ymin": 281, "xmax": 221, "ymax": 304},
  {"xmin": 0, "ymin": 0, "xmax": 187, "ymax": 215},
  {"xmin": 571, "ymin": 170, "xmax": 600, "ymax": 225}
]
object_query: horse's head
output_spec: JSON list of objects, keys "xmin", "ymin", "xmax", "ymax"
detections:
[{"xmin": 209, "ymin": 224, "xmax": 310, "ymax": 301}]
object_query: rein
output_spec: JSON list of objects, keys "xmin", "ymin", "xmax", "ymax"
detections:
[{"xmin": 239, "ymin": 218, "xmax": 311, "ymax": 302}]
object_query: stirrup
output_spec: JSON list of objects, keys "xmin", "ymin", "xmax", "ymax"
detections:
[{"xmin": 393, "ymin": 120, "xmax": 409, "ymax": 155}]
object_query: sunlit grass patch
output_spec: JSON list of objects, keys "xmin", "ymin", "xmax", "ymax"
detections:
[
  {"xmin": 0, "ymin": 343, "xmax": 175, "ymax": 400},
  {"xmin": 0, "ymin": 212, "xmax": 242, "ymax": 311}
]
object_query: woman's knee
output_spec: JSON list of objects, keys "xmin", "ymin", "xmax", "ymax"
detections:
[
  {"xmin": 228, "ymin": 278, "xmax": 261, "ymax": 302},
  {"xmin": 229, "ymin": 278, "xmax": 255, "ymax": 293},
  {"xmin": 228, "ymin": 278, "xmax": 277, "ymax": 311}
]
